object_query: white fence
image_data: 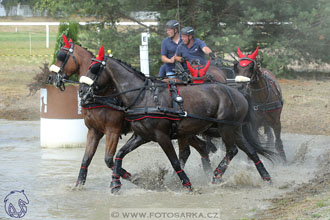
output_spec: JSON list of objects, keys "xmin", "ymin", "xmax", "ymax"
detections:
[{"xmin": 0, "ymin": 21, "xmax": 158, "ymax": 48}]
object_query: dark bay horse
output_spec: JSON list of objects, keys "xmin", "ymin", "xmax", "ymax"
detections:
[
  {"xmin": 235, "ymin": 47, "xmax": 286, "ymax": 162},
  {"xmin": 49, "ymin": 35, "xmax": 221, "ymax": 186},
  {"xmin": 49, "ymin": 35, "xmax": 132, "ymax": 186},
  {"xmin": 80, "ymin": 46, "xmax": 275, "ymax": 193}
]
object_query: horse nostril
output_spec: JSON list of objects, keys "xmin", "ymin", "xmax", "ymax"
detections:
[
  {"xmin": 79, "ymin": 89, "xmax": 84, "ymax": 95},
  {"xmin": 48, "ymin": 75, "xmax": 53, "ymax": 84}
]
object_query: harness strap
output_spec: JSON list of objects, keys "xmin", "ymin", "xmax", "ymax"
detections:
[
  {"xmin": 223, "ymin": 86, "xmax": 238, "ymax": 119},
  {"xmin": 125, "ymin": 79, "xmax": 149, "ymax": 110},
  {"xmin": 125, "ymin": 107, "xmax": 243, "ymax": 126},
  {"xmin": 251, "ymin": 72, "xmax": 283, "ymax": 112}
]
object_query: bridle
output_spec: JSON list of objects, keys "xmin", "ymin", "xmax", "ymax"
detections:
[
  {"xmin": 237, "ymin": 57, "xmax": 259, "ymax": 83},
  {"xmin": 79, "ymin": 56, "xmax": 108, "ymax": 104},
  {"xmin": 51, "ymin": 42, "xmax": 80, "ymax": 91}
]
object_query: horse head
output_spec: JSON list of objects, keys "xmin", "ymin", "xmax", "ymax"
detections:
[
  {"xmin": 79, "ymin": 45, "xmax": 146, "ymax": 107},
  {"xmin": 235, "ymin": 46, "xmax": 260, "ymax": 82},
  {"xmin": 79, "ymin": 45, "xmax": 109, "ymax": 104},
  {"xmin": 49, "ymin": 34, "xmax": 93, "ymax": 90}
]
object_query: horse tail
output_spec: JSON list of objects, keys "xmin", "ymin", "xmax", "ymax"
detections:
[{"xmin": 242, "ymin": 94, "xmax": 277, "ymax": 161}]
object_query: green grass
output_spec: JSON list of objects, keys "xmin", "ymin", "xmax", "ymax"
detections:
[
  {"xmin": 0, "ymin": 27, "xmax": 58, "ymax": 93},
  {"xmin": 0, "ymin": 31, "xmax": 57, "ymax": 56}
]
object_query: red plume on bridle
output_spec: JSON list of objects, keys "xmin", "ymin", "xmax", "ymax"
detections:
[
  {"xmin": 186, "ymin": 60, "xmax": 210, "ymax": 83},
  {"xmin": 62, "ymin": 34, "xmax": 71, "ymax": 49},
  {"xmin": 237, "ymin": 46, "xmax": 259, "ymax": 67},
  {"xmin": 89, "ymin": 45, "xmax": 105, "ymax": 68}
]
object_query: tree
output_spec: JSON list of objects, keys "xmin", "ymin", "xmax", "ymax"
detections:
[
  {"xmin": 35, "ymin": 0, "xmax": 330, "ymax": 76},
  {"xmin": 2, "ymin": 0, "xmax": 37, "ymax": 16}
]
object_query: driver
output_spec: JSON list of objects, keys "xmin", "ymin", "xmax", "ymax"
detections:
[
  {"xmin": 158, "ymin": 20, "xmax": 182, "ymax": 78},
  {"xmin": 175, "ymin": 26, "xmax": 216, "ymax": 69}
]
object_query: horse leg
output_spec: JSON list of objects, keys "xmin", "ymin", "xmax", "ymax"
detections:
[
  {"xmin": 234, "ymin": 127, "xmax": 272, "ymax": 181},
  {"xmin": 178, "ymin": 137, "xmax": 191, "ymax": 169},
  {"xmin": 273, "ymin": 121, "xmax": 287, "ymax": 163},
  {"xmin": 76, "ymin": 129, "xmax": 104, "ymax": 187},
  {"xmin": 264, "ymin": 124, "xmax": 274, "ymax": 147},
  {"xmin": 104, "ymin": 130, "xmax": 133, "ymax": 182},
  {"xmin": 110, "ymin": 133, "xmax": 148, "ymax": 193},
  {"xmin": 187, "ymin": 136, "xmax": 213, "ymax": 175},
  {"xmin": 205, "ymin": 135, "xmax": 218, "ymax": 154},
  {"xmin": 158, "ymin": 135, "xmax": 192, "ymax": 191},
  {"xmin": 212, "ymin": 129, "xmax": 238, "ymax": 184}
]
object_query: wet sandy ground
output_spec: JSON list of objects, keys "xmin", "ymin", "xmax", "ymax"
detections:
[{"xmin": 0, "ymin": 120, "xmax": 329, "ymax": 220}]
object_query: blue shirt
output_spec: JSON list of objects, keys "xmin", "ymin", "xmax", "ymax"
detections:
[
  {"xmin": 175, "ymin": 38, "xmax": 207, "ymax": 66},
  {"xmin": 161, "ymin": 37, "xmax": 182, "ymax": 73}
]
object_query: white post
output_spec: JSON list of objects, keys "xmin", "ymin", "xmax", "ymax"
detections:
[
  {"xmin": 46, "ymin": 24, "xmax": 49, "ymax": 48},
  {"xmin": 139, "ymin": 32, "xmax": 150, "ymax": 76},
  {"xmin": 29, "ymin": 32, "xmax": 32, "ymax": 56}
]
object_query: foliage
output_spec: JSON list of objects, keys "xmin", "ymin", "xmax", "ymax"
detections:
[
  {"xmin": 52, "ymin": 21, "xmax": 79, "ymax": 64},
  {"xmin": 27, "ymin": 62, "xmax": 50, "ymax": 96},
  {"xmin": 2, "ymin": 0, "xmax": 38, "ymax": 16},
  {"xmin": 34, "ymin": 0, "xmax": 330, "ymax": 76}
]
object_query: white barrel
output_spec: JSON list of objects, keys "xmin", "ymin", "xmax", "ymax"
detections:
[{"xmin": 40, "ymin": 85, "xmax": 88, "ymax": 148}]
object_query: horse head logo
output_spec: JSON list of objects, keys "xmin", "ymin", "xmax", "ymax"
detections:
[{"xmin": 4, "ymin": 190, "xmax": 29, "ymax": 218}]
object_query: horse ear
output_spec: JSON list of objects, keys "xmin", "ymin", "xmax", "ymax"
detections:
[
  {"xmin": 62, "ymin": 34, "xmax": 71, "ymax": 48},
  {"xmin": 96, "ymin": 45, "xmax": 105, "ymax": 61},
  {"xmin": 186, "ymin": 60, "xmax": 196, "ymax": 75},
  {"xmin": 237, "ymin": 47, "xmax": 245, "ymax": 58},
  {"xmin": 249, "ymin": 46, "xmax": 259, "ymax": 60},
  {"xmin": 200, "ymin": 60, "xmax": 211, "ymax": 75}
]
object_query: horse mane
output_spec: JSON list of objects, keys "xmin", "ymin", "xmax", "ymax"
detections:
[
  {"xmin": 109, "ymin": 56, "xmax": 146, "ymax": 80},
  {"xmin": 75, "ymin": 43, "xmax": 95, "ymax": 57},
  {"xmin": 83, "ymin": 47, "xmax": 94, "ymax": 57}
]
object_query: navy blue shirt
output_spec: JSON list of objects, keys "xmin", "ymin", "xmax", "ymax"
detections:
[
  {"xmin": 160, "ymin": 37, "xmax": 182, "ymax": 74},
  {"xmin": 175, "ymin": 38, "xmax": 207, "ymax": 66}
]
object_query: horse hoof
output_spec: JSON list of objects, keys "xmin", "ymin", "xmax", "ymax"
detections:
[
  {"xmin": 75, "ymin": 180, "xmax": 85, "ymax": 187},
  {"xmin": 110, "ymin": 180, "xmax": 122, "ymax": 193},
  {"xmin": 262, "ymin": 175, "xmax": 272, "ymax": 183},
  {"xmin": 122, "ymin": 172, "xmax": 133, "ymax": 182},
  {"xmin": 111, "ymin": 185, "xmax": 122, "ymax": 194},
  {"xmin": 183, "ymin": 185, "xmax": 193, "ymax": 192},
  {"xmin": 110, "ymin": 181, "xmax": 122, "ymax": 194},
  {"xmin": 212, "ymin": 176, "xmax": 222, "ymax": 184}
]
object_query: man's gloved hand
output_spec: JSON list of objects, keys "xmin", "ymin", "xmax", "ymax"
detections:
[{"xmin": 209, "ymin": 52, "xmax": 216, "ymax": 60}]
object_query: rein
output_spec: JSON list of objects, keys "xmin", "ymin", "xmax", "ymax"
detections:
[
  {"xmin": 83, "ymin": 56, "xmax": 246, "ymax": 126},
  {"xmin": 54, "ymin": 43, "xmax": 80, "ymax": 90},
  {"xmin": 60, "ymin": 43, "xmax": 79, "ymax": 74}
]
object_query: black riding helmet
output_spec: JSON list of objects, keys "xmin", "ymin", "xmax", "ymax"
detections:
[
  {"xmin": 181, "ymin": 26, "xmax": 194, "ymax": 36},
  {"xmin": 166, "ymin": 20, "xmax": 180, "ymax": 30}
]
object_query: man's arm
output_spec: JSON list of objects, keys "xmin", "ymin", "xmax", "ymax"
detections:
[
  {"xmin": 161, "ymin": 55, "xmax": 176, "ymax": 63},
  {"xmin": 175, "ymin": 54, "xmax": 184, "ymax": 63},
  {"xmin": 202, "ymin": 46, "xmax": 212, "ymax": 55},
  {"xmin": 202, "ymin": 46, "xmax": 216, "ymax": 59}
]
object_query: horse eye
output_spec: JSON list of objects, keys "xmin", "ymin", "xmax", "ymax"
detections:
[{"xmin": 57, "ymin": 51, "xmax": 67, "ymax": 61}]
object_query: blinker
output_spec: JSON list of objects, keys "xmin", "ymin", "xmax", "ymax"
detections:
[
  {"xmin": 57, "ymin": 50, "xmax": 67, "ymax": 62},
  {"xmin": 90, "ymin": 63, "xmax": 101, "ymax": 75}
]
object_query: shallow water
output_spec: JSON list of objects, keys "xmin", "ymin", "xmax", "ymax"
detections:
[{"xmin": 0, "ymin": 120, "xmax": 329, "ymax": 220}]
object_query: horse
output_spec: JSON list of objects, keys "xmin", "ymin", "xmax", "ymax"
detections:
[
  {"xmin": 48, "ymin": 35, "xmax": 221, "ymax": 186},
  {"xmin": 49, "ymin": 35, "xmax": 133, "ymax": 186},
  {"xmin": 234, "ymin": 46, "xmax": 286, "ymax": 162},
  {"xmin": 80, "ymin": 46, "xmax": 275, "ymax": 193}
]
